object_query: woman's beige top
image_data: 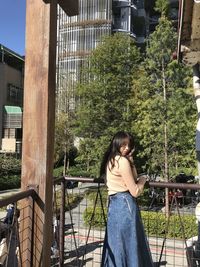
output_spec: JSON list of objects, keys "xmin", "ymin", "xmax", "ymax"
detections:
[{"xmin": 106, "ymin": 155, "xmax": 145, "ymax": 198}]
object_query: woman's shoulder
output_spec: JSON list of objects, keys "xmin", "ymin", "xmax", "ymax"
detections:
[{"xmin": 115, "ymin": 155, "xmax": 129, "ymax": 164}]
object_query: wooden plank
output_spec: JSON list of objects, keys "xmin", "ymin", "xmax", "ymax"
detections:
[
  {"xmin": 191, "ymin": 3, "xmax": 200, "ymax": 50},
  {"xmin": 181, "ymin": 0, "xmax": 193, "ymax": 42},
  {"xmin": 58, "ymin": 0, "xmax": 79, "ymax": 16},
  {"xmin": 178, "ymin": 0, "xmax": 200, "ymax": 65},
  {"xmin": 20, "ymin": 0, "xmax": 57, "ymax": 266}
]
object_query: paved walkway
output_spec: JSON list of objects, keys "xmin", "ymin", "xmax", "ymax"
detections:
[{"xmin": 62, "ymin": 226, "xmax": 189, "ymax": 266}]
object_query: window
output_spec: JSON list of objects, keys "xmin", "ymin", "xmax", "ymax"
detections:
[
  {"xmin": 3, "ymin": 128, "xmax": 15, "ymax": 139},
  {"xmin": 7, "ymin": 84, "xmax": 23, "ymax": 105}
]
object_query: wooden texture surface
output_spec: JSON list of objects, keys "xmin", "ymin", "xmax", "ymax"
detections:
[{"xmin": 20, "ymin": 0, "xmax": 57, "ymax": 265}]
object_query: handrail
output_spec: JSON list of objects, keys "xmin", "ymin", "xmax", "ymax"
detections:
[
  {"xmin": 55, "ymin": 175, "xmax": 200, "ymax": 190},
  {"xmin": 0, "ymin": 188, "xmax": 44, "ymax": 212},
  {"xmin": 0, "ymin": 189, "xmax": 36, "ymax": 208},
  {"xmin": 54, "ymin": 176, "xmax": 104, "ymax": 185},
  {"xmin": 148, "ymin": 181, "xmax": 200, "ymax": 190},
  {"xmin": 64, "ymin": 176, "xmax": 103, "ymax": 183}
]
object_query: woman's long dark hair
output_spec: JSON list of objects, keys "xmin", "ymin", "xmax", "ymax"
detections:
[{"xmin": 100, "ymin": 131, "xmax": 135, "ymax": 177}]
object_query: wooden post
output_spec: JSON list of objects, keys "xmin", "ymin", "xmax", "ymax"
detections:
[
  {"xmin": 193, "ymin": 64, "xmax": 200, "ymax": 179},
  {"xmin": 20, "ymin": 0, "xmax": 57, "ymax": 266}
]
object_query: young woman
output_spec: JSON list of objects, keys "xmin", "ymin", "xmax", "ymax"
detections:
[{"xmin": 100, "ymin": 131, "xmax": 153, "ymax": 267}]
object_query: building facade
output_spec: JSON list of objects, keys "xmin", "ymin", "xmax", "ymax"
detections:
[
  {"xmin": 0, "ymin": 44, "xmax": 24, "ymax": 154},
  {"xmin": 56, "ymin": 0, "xmax": 179, "ymax": 112},
  {"xmin": 57, "ymin": 0, "xmax": 112, "ymax": 112}
]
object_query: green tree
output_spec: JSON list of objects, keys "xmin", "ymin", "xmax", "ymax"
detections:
[
  {"xmin": 75, "ymin": 33, "xmax": 141, "ymax": 176},
  {"xmin": 55, "ymin": 74, "xmax": 77, "ymax": 174},
  {"xmin": 130, "ymin": 4, "xmax": 196, "ymax": 215},
  {"xmin": 54, "ymin": 112, "xmax": 74, "ymax": 174},
  {"xmin": 154, "ymin": 0, "xmax": 169, "ymax": 16},
  {"xmin": 130, "ymin": 9, "xmax": 196, "ymax": 178}
]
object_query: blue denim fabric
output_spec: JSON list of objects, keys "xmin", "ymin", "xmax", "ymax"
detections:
[{"xmin": 101, "ymin": 191, "xmax": 153, "ymax": 267}]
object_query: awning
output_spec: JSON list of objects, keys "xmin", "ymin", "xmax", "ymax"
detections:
[
  {"xmin": 3, "ymin": 106, "xmax": 23, "ymax": 129},
  {"xmin": 4, "ymin": 106, "xmax": 22, "ymax": 114}
]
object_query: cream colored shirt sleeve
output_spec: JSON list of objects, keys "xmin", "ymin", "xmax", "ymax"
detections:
[{"xmin": 118, "ymin": 156, "xmax": 146, "ymax": 198}]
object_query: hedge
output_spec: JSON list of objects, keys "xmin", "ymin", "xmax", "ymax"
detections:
[
  {"xmin": 83, "ymin": 207, "xmax": 107, "ymax": 228},
  {"xmin": 54, "ymin": 192, "xmax": 84, "ymax": 214},
  {"xmin": 0, "ymin": 175, "xmax": 21, "ymax": 190},
  {"xmin": 83, "ymin": 207, "xmax": 198, "ymax": 239},
  {"xmin": 53, "ymin": 165, "xmax": 92, "ymax": 178},
  {"xmin": 141, "ymin": 211, "xmax": 197, "ymax": 239}
]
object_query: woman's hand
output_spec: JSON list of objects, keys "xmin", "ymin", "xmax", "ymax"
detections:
[{"xmin": 137, "ymin": 175, "xmax": 147, "ymax": 185}]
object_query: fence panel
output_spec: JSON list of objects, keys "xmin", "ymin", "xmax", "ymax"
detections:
[{"xmin": 53, "ymin": 177, "xmax": 200, "ymax": 267}]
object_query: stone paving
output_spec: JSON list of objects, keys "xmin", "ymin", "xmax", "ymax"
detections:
[{"xmin": 62, "ymin": 227, "xmax": 189, "ymax": 266}]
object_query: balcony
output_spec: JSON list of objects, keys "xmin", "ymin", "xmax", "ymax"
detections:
[{"xmin": 1, "ymin": 177, "xmax": 200, "ymax": 266}]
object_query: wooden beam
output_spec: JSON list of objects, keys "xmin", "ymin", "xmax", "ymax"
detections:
[
  {"xmin": 178, "ymin": 0, "xmax": 200, "ymax": 65},
  {"xmin": 58, "ymin": 0, "xmax": 79, "ymax": 16},
  {"xmin": 181, "ymin": 0, "xmax": 193, "ymax": 42},
  {"xmin": 20, "ymin": 0, "xmax": 57, "ymax": 266}
]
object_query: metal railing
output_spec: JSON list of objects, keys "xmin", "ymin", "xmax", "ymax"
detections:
[
  {"xmin": 0, "ymin": 189, "xmax": 44, "ymax": 266},
  {"xmin": 1, "ymin": 178, "xmax": 200, "ymax": 266},
  {"xmin": 54, "ymin": 177, "xmax": 200, "ymax": 267}
]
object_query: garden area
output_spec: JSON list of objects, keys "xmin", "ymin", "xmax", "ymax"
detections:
[{"xmin": 0, "ymin": 1, "xmax": 198, "ymax": 193}]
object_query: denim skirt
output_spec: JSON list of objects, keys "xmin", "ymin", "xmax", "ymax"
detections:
[{"xmin": 101, "ymin": 191, "xmax": 153, "ymax": 267}]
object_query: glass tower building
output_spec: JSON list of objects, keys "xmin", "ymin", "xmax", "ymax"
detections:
[
  {"xmin": 57, "ymin": 0, "xmax": 112, "ymax": 111},
  {"xmin": 56, "ymin": 0, "xmax": 178, "ymax": 111}
]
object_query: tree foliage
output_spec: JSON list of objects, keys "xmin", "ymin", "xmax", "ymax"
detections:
[
  {"xmin": 0, "ymin": 155, "xmax": 21, "ymax": 176},
  {"xmin": 61, "ymin": 10, "xmax": 196, "ymax": 179},
  {"xmin": 76, "ymin": 33, "xmax": 140, "ymax": 138},
  {"xmin": 154, "ymin": 0, "xmax": 169, "ymax": 17},
  {"xmin": 0, "ymin": 155, "xmax": 21, "ymax": 190},
  {"xmin": 54, "ymin": 112, "xmax": 74, "ymax": 168},
  {"xmin": 75, "ymin": 33, "xmax": 141, "ymax": 176},
  {"xmin": 130, "ymin": 16, "xmax": 196, "ymax": 177}
]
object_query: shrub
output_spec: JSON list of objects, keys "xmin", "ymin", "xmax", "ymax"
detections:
[
  {"xmin": 83, "ymin": 206, "xmax": 107, "ymax": 228},
  {"xmin": 141, "ymin": 211, "xmax": 197, "ymax": 239},
  {"xmin": 53, "ymin": 165, "xmax": 93, "ymax": 178},
  {"xmin": 66, "ymin": 165, "xmax": 92, "ymax": 177},
  {"xmin": 53, "ymin": 166, "xmax": 63, "ymax": 177},
  {"xmin": 54, "ymin": 192, "xmax": 84, "ymax": 214},
  {"xmin": 85, "ymin": 186, "xmax": 107, "ymax": 204},
  {"xmin": 0, "ymin": 155, "xmax": 21, "ymax": 176},
  {"xmin": 83, "ymin": 207, "xmax": 197, "ymax": 239},
  {"xmin": 0, "ymin": 175, "xmax": 21, "ymax": 190}
]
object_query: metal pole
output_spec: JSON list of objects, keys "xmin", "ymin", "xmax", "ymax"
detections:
[
  {"xmin": 193, "ymin": 64, "xmax": 200, "ymax": 180},
  {"xmin": 59, "ymin": 178, "xmax": 65, "ymax": 266}
]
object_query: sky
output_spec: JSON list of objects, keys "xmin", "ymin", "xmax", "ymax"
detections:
[{"xmin": 0, "ymin": 0, "xmax": 26, "ymax": 56}]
